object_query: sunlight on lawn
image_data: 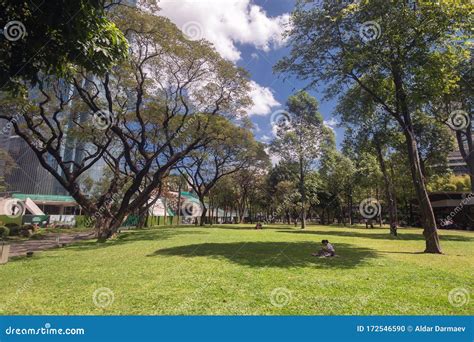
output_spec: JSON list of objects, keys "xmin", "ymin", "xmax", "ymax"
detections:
[{"xmin": 0, "ymin": 225, "xmax": 472, "ymax": 315}]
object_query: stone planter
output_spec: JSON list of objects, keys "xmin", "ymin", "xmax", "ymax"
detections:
[{"xmin": 0, "ymin": 243, "xmax": 10, "ymax": 265}]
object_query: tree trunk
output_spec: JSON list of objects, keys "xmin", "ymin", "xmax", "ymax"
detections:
[
  {"xmin": 200, "ymin": 203, "xmax": 207, "ymax": 226},
  {"xmin": 374, "ymin": 137, "xmax": 398, "ymax": 235},
  {"xmin": 455, "ymin": 128, "xmax": 474, "ymax": 193},
  {"xmin": 392, "ymin": 62, "xmax": 441, "ymax": 253},
  {"xmin": 95, "ymin": 214, "xmax": 125, "ymax": 242},
  {"xmin": 404, "ymin": 130, "xmax": 441, "ymax": 252},
  {"xmin": 137, "ymin": 205, "xmax": 148, "ymax": 229},
  {"xmin": 163, "ymin": 197, "xmax": 167, "ymax": 226},
  {"xmin": 348, "ymin": 191, "xmax": 353, "ymax": 225},
  {"xmin": 177, "ymin": 183, "xmax": 182, "ymax": 226},
  {"xmin": 299, "ymin": 156, "xmax": 307, "ymax": 229}
]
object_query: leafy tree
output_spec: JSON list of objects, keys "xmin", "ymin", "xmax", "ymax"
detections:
[
  {"xmin": 0, "ymin": 0, "xmax": 129, "ymax": 91},
  {"xmin": 178, "ymin": 118, "xmax": 267, "ymax": 225},
  {"xmin": 275, "ymin": 0, "xmax": 470, "ymax": 252},
  {"xmin": 0, "ymin": 8, "xmax": 251, "ymax": 240},
  {"xmin": 319, "ymin": 149, "xmax": 356, "ymax": 226},
  {"xmin": 270, "ymin": 91, "xmax": 331, "ymax": 228},
  {"xmin": 0, "ymin": 147, "xmax": 15, "ymax": 193},
  {"xmin": 427, "ymin": 60, "xmax": 473, "ymax": 191}
]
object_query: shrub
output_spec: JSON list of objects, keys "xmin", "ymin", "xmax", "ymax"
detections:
[
  {"xmin": 5, "ymin": 223, "xmax": 21, "ymax": 236},
  {"xmin": 0, "ymin": 226, "xmax": 10, "ymax": 239},
  {"xmin": 20, "ymin": 225, "xmax": 34, "ymax": 238}
]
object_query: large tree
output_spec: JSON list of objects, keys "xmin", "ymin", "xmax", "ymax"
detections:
[
  {"xmin": 275, "ymin": 0, "xmax": 470, "ymax": 253},
  {"xmin": 0, "ymin": 8, "xmax": 251, "ymax": 240},
  {"xmin": 270, "ymin": 91, "xmax": 330, "ymax": 228},
  {"xmin": 178, "ymin": 118, "xmax": 267, "ymax": 225},
  {"xmin": 0, "ymin": 0, "xmax": 130, "ymax": 91}
]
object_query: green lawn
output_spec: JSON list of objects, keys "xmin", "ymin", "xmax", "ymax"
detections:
[{"xmin": 0, "ymin": 224, "xmax": 473, "ymax": 315}]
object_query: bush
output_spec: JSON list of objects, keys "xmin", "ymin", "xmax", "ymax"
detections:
[
  {"xmin": 0, "ymin": 226, "xmax": 10, "ymax": 239},
  {"xmin": 20, "ymin": 225, "xmax": 34, "ymax": 238},
  {"xmin": 5, "ymin": 223, "xmax": 20, "ymax": 236},
  {"xmin": 22, "ymin": 224, "xmax": 40, "ymax": 233}
]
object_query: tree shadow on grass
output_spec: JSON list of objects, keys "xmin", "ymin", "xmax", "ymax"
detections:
[
  {"xmin": 277, "ymin": 229, "xmax": 474, "ymax": 242},
  {"xmin": 148, "ymin": 241, "xmax": 378, "ymax": 269}
]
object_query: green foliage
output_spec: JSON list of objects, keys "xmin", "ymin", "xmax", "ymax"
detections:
[
  {"xmin": 428, "ymin": 174, "xmax": 471, "ymax": 192},
  {"xmin": 0, "ymin": 0, "xmax": 129, "ymax": 91},
  {"xmin": 0, "ymin": 226, "xmax": 9, "ymax": 239}
]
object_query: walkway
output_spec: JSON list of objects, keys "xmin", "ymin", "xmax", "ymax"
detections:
[{"xmin": 7, "ymin": 232, "xmax": 95, "ymax": 257}]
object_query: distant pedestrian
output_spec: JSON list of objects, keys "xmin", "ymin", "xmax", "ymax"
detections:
[{"xmin": 312, "ymin": 239, "xmax": 336, "ymax": 257}]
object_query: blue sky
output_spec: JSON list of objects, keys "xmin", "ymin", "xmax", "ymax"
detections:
[{"xmin": 158, "ymin": 0, "xmax": 342, "ymax": 147}]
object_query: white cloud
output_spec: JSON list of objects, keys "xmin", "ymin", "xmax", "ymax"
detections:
[
  {"xmin": 260, "ymin": 134, "xmax": 271, "ymax": 142},
  {"xmin": 158, "ymin": 0, "xmax": 289, "ymax": 62},
  {"xmin": 247, "ymin": 81, "xmax": 280, "ymax": 116},
  {"xmin": 263, "ymin": 147, "xmax": 280, "ymax": 165},
  {"xmin": 324, "ymin": 117, "xmax": 338, "ymax": 131}
]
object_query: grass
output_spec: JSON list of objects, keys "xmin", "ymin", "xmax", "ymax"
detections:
[{"xmin": 0, "ymin": 224, "xmax": 473, "ymax": 315}]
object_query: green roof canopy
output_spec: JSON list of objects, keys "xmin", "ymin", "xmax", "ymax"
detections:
[{"xmin": 12, "ymin": 194, "xmax": 76, "ymax": 203}]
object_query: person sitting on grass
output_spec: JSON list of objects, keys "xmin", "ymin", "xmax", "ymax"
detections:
[
  {"xmin": 312, "ymin": 239, "xmax": 336, "ymax": 257},
  {"xmin": 255, "ymin": 222, "xmax": 263, "ymax": 229}
]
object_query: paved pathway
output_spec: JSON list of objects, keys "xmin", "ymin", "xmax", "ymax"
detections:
[{"xmin": 7, "ymin": 232, "xmax": 95, "ymax": 257}]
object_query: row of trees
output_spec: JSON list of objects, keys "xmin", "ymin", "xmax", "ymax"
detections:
[
  {"xmin": 165, "ymin": 0, "xmax": 471, "ymax": 256},
  {"xmin": 272, "ymin": 0, "xmax": 471, "ymax": 253},
  {"xmin": 0, "ymin": 3, "xmax": 256, "ymax": 240},
  {"xmin": 0, "ymin": 1, "xmax": 470, "ymax": 256}
]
